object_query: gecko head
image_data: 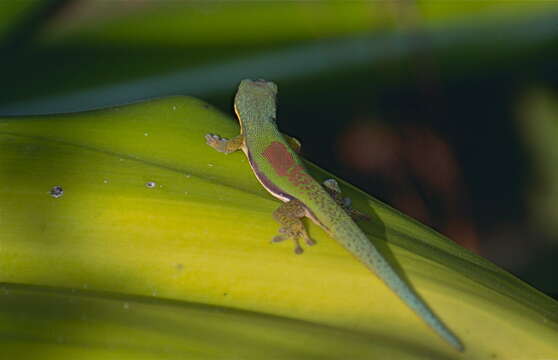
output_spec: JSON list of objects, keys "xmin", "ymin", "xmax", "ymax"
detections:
[
  {"xmin": 239, "ymin": 79, "xmax": 278, "ymax": 96},
  {"xmin": 235, "ymin": 79, "xmax": 278, "ymax": 123}
]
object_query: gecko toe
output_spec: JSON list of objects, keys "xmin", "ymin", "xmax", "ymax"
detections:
[{"xmin": 272, "ymin": 234, "xmax": 287, "ymax": 243}]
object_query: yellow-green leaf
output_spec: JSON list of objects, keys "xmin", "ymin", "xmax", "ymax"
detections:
[{"xmin": 0, "ymin": 97, "xmax": 556, "ymax": 359}]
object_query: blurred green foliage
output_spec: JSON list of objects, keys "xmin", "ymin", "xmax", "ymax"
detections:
[
  {"xmin": 519, "ymin": 90, "xmax": 558, "ymax": 236},
  {"xmin": 1, "ymin": 1, "xmax": 557, "ymax": 112},
  {"xmin": 0, "ymin": 1, "xmax": 41, "ymax": 37}
]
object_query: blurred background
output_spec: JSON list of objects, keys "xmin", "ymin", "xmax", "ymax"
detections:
[{"xmin": 1, "ymin": 0, "xmax": 557, "ymax": 299}]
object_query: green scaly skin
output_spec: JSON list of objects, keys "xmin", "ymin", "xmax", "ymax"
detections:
[{"xmin": 205, "ymin": 79, "xmax": 464, "ymax": 352}]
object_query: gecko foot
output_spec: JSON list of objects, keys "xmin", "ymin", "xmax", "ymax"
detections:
[
  {"xmin": 272, "ymin": 199, "xmax": 316, "ymax": 254},
  {"xmin": 323, "ymin": 179, "xmax": 371, "ymax": 221},
  {"xmin": 205, "ymin": 133, "xmax": 243, "ymax": 154},
  {"xmin": 272, "ymin": 233, "xmax": 303, "ymax": 254}
]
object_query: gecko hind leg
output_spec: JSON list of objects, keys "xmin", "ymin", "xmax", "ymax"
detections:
[
  {"xmin": 322, "ymin": 179, "xmax": 371, "ymax": 221},
  {"xmin": 272, "ymin": 199, "xmax": 315, "ymax": 254},
  {"xmin": 205, "ymin": 133, "xmax": 244, "ymax": 154}
]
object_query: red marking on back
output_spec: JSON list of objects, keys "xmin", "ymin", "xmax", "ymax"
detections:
[
  {"xmin": 288, "ymin": 165, "xmax": 312, "ymax": 186},
  {"xmin": 262, "ymin": 141, "xmax": 295, "ymax": 176},
  {"xmin": 262, "ymin": 141, "xmax": 315, "ymax": 190}
]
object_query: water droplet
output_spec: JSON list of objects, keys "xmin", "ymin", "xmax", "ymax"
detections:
[
  {"xmin": 145, "ymin": 181, "xmax": 156, "ymax": 188},
  {"xmin": 208, "ymin": 163, "xmax": 214, "ymax": 167},
  {"xmin": 49, "ymin": 186, "xmax": 64, "ymax": 198},
  {"xmin": 144, "ymin": 133, "xmax": 149, "ymax": 136},
  {"xmin": 103, "ymin": 179, "xmax": 109, "ymax": 184},
  {"xmin": 172, "ymin": 105, "xmax": 177, "ymax": 111},
  {"xmin": 123, "ymin": 302, "xmax": 129, "ymax": 310}
]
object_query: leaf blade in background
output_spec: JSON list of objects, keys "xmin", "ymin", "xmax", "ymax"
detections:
[{"xmin": 2, "ymin": 1, "xmax": 558, "ymax": 113}]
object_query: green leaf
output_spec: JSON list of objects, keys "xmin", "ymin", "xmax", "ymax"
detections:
[{"xmin": 0, "ymin": 97, "xmax": 557, "ymax": 359}]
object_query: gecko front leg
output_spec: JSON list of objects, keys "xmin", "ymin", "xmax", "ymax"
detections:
[
  {"xmin": 271, "ymin": 199, "xmax": 316, "ymax": 254},
  {"xmin": 282, "ymin": 134, "xmax": 302, "ymax": 153},
  {"xmin": 322, "ymin": 179, "xmax": 371, "ymax": 221},
  {"xmin": 205, "ymin": 133, "xmax": 244, "ymax": 154}
]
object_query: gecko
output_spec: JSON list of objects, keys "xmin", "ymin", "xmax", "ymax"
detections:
[{"xmin": 205, "ymin": 79, "xmax": 464, "ymax": 352}]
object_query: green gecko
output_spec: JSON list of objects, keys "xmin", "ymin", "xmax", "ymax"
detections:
[{"xmin": 205, "ymin": 79, "xmax": 464, "ymax": 352}]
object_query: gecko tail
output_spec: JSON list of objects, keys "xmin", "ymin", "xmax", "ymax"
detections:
[{"xmin": 334, "ymin": 223, "xmax": 465, "ymax": 352}]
